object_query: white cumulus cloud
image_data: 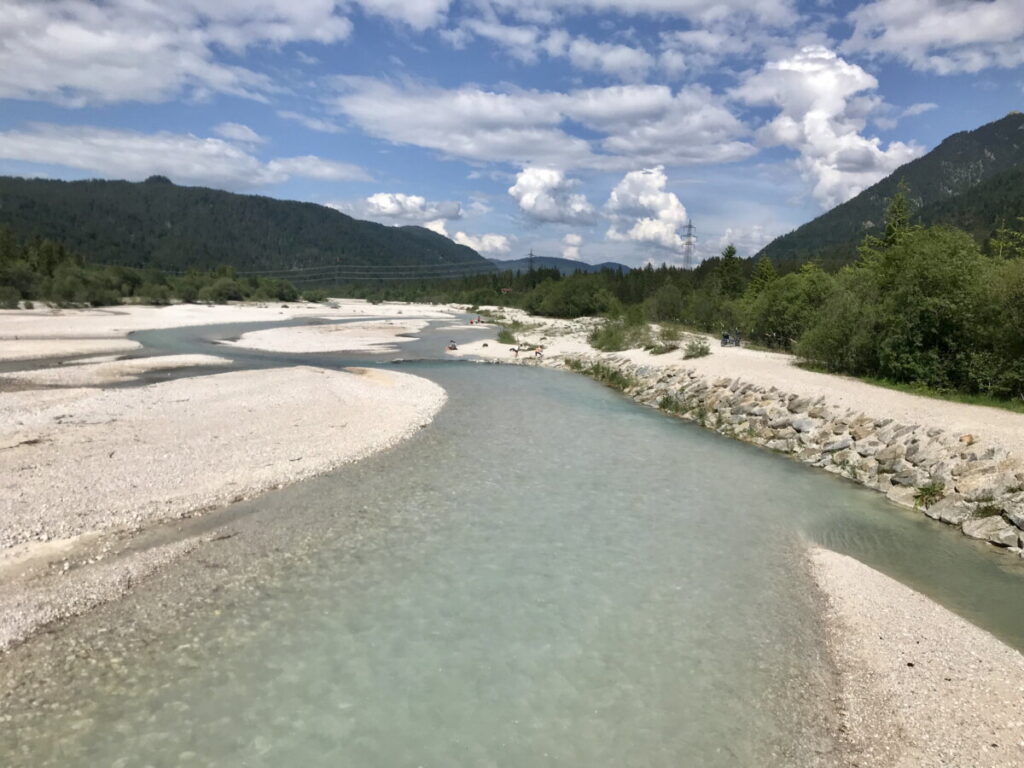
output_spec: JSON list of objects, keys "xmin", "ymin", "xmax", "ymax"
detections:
[
  {"xmin": 330, "ymin": 193, "xmax": 462, "ymax": 224},
  {"xmin": 844, "ymin": 0, "xmax": 1024, "ymax": 74},
  {"xmin": 562, "ymin": 233, "xmax": 583, "ymax": 260},
  {"xmin": 731, "ymin": 45, "xmax": 924, "ymax": 208},
  {"xmin": 489, "ymin": 0, "xmax": 797, "ymax": 27},
  {"xmin": 567, "ymin": 37, "xmax": 655, "ymax": 82},
  {"xmin": 0, "ymin": 124, "xmax": 371, "ymax": 189},
  {"xmin": 327, "ymin": 78, "xmax": 754, "ymax": 171},
  {"xmin": 508, "ymin": 168, "xmax": 596, "ymax": 223},
  {"xmin": 424, "ymin": 220, "xmax": 512, "ymax": 255},
  {"xmin": 0, "ymin": 0, "xmax": 354, "ymax": 106},
  {"xmin": 605, "ymin": 166, "xmax": 690, "ymax": 251},
  {"xmin": 213, "ymin": 122, "xmax": 265, "ymax": 144}
]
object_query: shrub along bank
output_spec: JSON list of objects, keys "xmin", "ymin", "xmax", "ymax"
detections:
[{"xmin": 342, "ymin": 193, "xmax": 1024, "ymax": 405}]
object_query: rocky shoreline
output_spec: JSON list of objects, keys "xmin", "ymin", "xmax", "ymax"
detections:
[
  {"xmin": 560, "ymin": 353, "xmax": 1024, "ymax": 555},
  {"xmin": 458, "ymin": 324, "xmax": 1024, "ymax": 558}
]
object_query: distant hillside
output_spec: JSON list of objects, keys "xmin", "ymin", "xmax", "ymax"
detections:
[
  {"xmin": 0, "ymin": 176, "xmax": 491, "ymax": 275},
  {"xmin": 757, "ymin": 112, "xmax": 1024, "ymax": 269},
  {"xmin": 489, "ymin": 255, "xmax": 632, "ymax": 275},
  {"xmin": 914, "ymin": 164, "xmax": 1024, "ymax": 242}
]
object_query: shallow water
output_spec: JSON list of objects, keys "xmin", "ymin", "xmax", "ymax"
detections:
[{"xmin": 4, "ymin": 323, "xmax": 1024, "ymax": 767}]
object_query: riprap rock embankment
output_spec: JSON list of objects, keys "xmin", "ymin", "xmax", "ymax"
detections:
[{"xmin": 566, "ymin": 354, "xmax": 1024, "ymax": 554}]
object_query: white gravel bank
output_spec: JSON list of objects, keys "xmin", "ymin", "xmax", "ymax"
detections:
[
  {"xmin": 3, "ymin": 354, "xmax": 232, "ymax": 387},
  {"xmin": 0, "ymin": 300, "xmax": 455, "ymax": 346},
  {"xmin": 0, "ymin": 363, "xmax": 446, "ymax": 649},
  {"xmin": 0, "ymin": 338, "xmax": 142, "ymax": 361},
  {"xmin": 224, "ymin": 318, "xmax": 429, "ymax": 353},
  {"xmin": 1, "ymin": 365, "xmax": 445, "ymax": 552},
  {"xmin": 810, "ymin": 548, "xmax": 1024, "ymax": 767}
]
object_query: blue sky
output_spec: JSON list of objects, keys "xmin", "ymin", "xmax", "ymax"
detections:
[{"xmin": 1, "ymin": 0, "xmax": 1022, "ymax": 267}]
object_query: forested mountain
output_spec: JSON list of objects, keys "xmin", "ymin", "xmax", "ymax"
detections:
[
  {"xmin": 757, "ymin": 112, "xmax": 1024, "ymax": 269},
  {"xmin": 489, "ymin": 255, "xmax": 632, "ymax": 275},
  {"xmin": 0, "ymin": 175, "xmax": 491, "ymax": 274}
]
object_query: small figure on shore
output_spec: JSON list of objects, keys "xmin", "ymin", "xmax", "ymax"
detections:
[
  {"xmin": 512, "ymin": 347, "xmax": 519, "ymax": 358},
  {"xmin": 534, "ymin": 346, "xmax": 543, "ymax": 359},
  {"xmin": 446, "ymin": 340, "xmax": 458, "ymax": 351}
]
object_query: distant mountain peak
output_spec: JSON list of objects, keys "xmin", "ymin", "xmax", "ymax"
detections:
[{"xmin": 756, "ymin": 112, "xmax": 1024, "ymax": 269}]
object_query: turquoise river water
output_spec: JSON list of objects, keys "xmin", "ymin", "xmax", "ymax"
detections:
[{"xmin": 3, "ymin": 318, "xmax": 1024, "ymax": 767}]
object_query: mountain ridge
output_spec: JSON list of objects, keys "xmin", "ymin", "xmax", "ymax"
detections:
[
  {"xmin": 0, "ymin": 175, "xmax": 491, "ymax": 275},
  {"xmin": 489, "ymin": 255, "xmax": 632, "ymax": 275},
  {"xmin": 756, "ymin": 112, "xmax": 1024, "ymax": 268}
]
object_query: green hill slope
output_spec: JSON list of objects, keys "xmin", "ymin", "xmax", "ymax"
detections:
[
  {"xmin": 0, "ymin": 175, "xmax": 491, "ymax": 275},
  {"xmin": 757, "ymin": 112, "xmax": 1024, "ymax": 269},
  {"xmin": 489, "ymin": 256, "xmax": 632, "ymax": 275},
  {"xmin": 914, "ymin": 164, "xmax": 1024, "ymax": 243}
]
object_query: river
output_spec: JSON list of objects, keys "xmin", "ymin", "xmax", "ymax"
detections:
[{"xmin": 3, "ymin": 316, "xmax": 1023, "ymax": 767}]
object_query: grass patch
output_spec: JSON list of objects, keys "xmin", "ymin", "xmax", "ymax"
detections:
[
  {"xmin": 659, "ymin": 394, "xmax": 685, "ymax": 413},
  {"xmin": 648, "ymin": 343, "xmax": 679, "ymax": 355},
  {"xmin": 496, "ymin": 327, "xmax": 517, "ymax": 345},
  {"xmin": 588, "ymin": 318, "xmax": 652, "ymax": 352},
  {"xmin": 973, "ymin": 503, "xmax": 1004, "ymax": 519},
  {"xmin": 913, "ymin": 481, "xmax": 945, "ymax": 509},
  {"xmin": 564, "ymin": 357, "xmax": 638, "ymax": 392}
]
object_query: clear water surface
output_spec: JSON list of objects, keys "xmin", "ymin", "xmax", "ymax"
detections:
[{"xmin": 4, "ymin": 318, "xmax": 1023, "ymax": 767}]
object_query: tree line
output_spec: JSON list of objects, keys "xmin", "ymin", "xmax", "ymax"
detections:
[
  {"xmin": 338, "ymin": 194, "xmax": 1024, "ymax": 401},
  {"xmin": 3, "ymin": 190, "xmax": 1022, "ymax": 402},
  {"xmin": 0, "ymin": 226, "xmax": 305, "ymax": 307}
]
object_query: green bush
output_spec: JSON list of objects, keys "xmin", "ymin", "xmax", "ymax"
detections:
[
  {"xmin": 589, "ymin": 317, "xmax": 652, "ymax": 352},
  {"xmin": 302, "ymin": 288, "xmax": 329, "ymax": 303},
  {"xmin": 138, "ymin": 282, "xmax": 172, "ymax": 305},
  {"xmin": 497, "ymin": 327, "xmax": 517, "ymax": 345},
  {"xmin": 0, "ymin": 285, "xmax": 20, "ymax": 308},
  {"xmin": 198, "ymin": 278, "xmax": 244, "ymax": 303},
  {"xmin": 683, "ymin": 337, "xmax": 711, "ymax": 359}
]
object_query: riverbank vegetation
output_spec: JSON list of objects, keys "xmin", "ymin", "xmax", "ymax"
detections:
[
  {"xmin": 3, "ymin": 190, "xmax": 1022, "ymax": 405},
  {"xmin": 342, "ymin": 193, "xmax": 1024, "ymax": 403},
  {"xmin": 0, "ymin": 226, "xmax": 305, "ymax": 307}
]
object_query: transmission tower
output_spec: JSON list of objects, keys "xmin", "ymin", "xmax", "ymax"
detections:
[
  {"xmin": 682, "ymin": 221, "xmax": 696, "ymax": 269},
  {"xmin": 528, "ymin": 248, "xmax": 535, "ymax": 273}
]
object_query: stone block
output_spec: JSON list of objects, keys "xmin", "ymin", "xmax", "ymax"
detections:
[
  {"xmin": 792, "ymin": 417, "xmax": 818, "ymax": 433},
  {"xmin": 823, "ymin": 436, "xmax": 853, "ymax": 453},
  {"xmin": 923, "ymin": 494, "xmax": 971, "ymax": 525},
  {"xmin": 962, "ymin": 515, "xmax": 1017, "ymax": 547}
]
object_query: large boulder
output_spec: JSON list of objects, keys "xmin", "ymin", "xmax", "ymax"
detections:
[
  {"xmin": 956, "ymin": 468, "xmax": 1024, "ymax": 502},
  {"xmin": 875, "ymin": 443, "xmax": 906, "ymax": 471},
  {"xmin": 962, "ymin": 515, "xmax": 1018, "ymax": 546},
  {"xmin": 891, "ymin": 467, "xmax": 925, "ymax": 487},
  {"xmin": 924, "ymin": 494, "xmax": 972, "ymax": 525},
  {"xmin": 823, "ymin": 436, "xmax": 853, "ymax": 453},
  {"xmin": 886, "ymin": 485, "xmax": 918, "ymax": 506},
  {"xmin": 1004, "ymin": 496, "xmax": 1024, "ymax": 530},
  {"xmin": 904, "ymin": 440, "xmax": 949, "ymax": 470},
  {"xmin": 854, "ymin": 439, "xmax": 885, "ymax": 457},
  {"xmin": 787, "ymin": 396, "xmax": 812, "ymax": 413},
  {"xmin": 850, "ymin": 422, "xmax": 875, "ymax": 441},
  {"xmin": 791, "ymin": 417, "xmax": 818, "ymax": 433}
]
